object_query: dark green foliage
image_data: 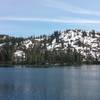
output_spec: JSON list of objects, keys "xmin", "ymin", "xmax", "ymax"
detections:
[
  {"xmin": 82, "ymin": 31, "xmax": 87, "ymax": 37},
  {"xmin": 74, "ymin": 40, "xmax": 84, "ymax": 47},
  {"xmin": 91, "ymin": 30, "xmax": 95, "ymax": 38}
]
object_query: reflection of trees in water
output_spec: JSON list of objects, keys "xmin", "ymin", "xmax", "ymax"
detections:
[
  {"xmin": 0, "ymin": 83, "xmax": 15, "ymax": 99},
  {"xmin": 0, "ymin": 68, "xmax": 100, "ymax": 100},
  {"xmin": 43, "ymin": 69, "xmax": 65, "ymax": 100}
]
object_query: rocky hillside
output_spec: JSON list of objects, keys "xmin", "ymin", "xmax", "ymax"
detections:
[
  {"xmin": 46, "ymin": 29, "xmax": 100, "ymax": 62},
  {"xmin": 0, "ymin": 29, "xmax": 100, "ymax": 65}
]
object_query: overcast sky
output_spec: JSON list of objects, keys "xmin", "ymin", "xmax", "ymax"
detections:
[{"xmin": 0, "ymin": 0, "xmax": 100, "ymax": 36}]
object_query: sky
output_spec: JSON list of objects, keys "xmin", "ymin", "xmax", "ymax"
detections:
[{"xmin": 0, "ymin": 0, "xmax": 100, "ymax": 37}]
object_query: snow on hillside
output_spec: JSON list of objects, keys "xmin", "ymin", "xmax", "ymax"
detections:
[
  {"xmin": 22, "ymin": 39, "xmax": 34, "ymax": 48},
  {"xmin": 14, "ymin": 50, "xmax": 25, "ymax": 58},
  {"xmin": 0, "ymin": 29, "xmax": 99, "ymax": 62},
  {"xmin": 46, "ymin": 29, "xmax": 100, "ymax": 61},
  {"xmin": 0, "ymin": 43, "xmax": 5, "ymax": 47},
  {"xmin": 14, "ymin": 50, "xmax": 26, "ymax": 63}
]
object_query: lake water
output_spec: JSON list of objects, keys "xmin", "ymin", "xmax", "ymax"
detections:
[{"xmin": 0, "ymin": 65, "xmax": 100, "ymax": 100}]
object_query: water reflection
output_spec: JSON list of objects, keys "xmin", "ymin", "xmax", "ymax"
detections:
[{"xmin": 0, "ymin": 66, "xmax": 99, "ymax": 100}]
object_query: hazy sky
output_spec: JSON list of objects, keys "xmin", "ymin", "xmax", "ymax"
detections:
[{"xmin": 0, "ymin": 0, "xmax": 100, "ymax": 36}]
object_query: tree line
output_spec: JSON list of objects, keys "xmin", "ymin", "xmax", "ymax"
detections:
[{"xmin": 0, "ymin": 30, "xmax": 99, "ymax": 66}]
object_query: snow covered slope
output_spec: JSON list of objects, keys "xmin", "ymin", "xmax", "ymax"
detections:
[
  {"xmin": 0, "ymin": 29, "xmax": 100, "ymax": 62},
  {"xmin": 46, "ymin": 29, "xmax": 100, "ymax": 61}
]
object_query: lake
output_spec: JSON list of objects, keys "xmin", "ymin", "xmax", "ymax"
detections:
[{"xmin": 0, "ymin": 65, "xmax": 100, "ymax": 100}]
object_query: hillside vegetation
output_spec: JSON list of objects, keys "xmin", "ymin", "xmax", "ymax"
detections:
[{"xmin": 0, "ymin": 29, "xmax": 100, "ymax": 66}]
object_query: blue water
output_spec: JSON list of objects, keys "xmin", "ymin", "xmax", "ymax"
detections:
[{"xmin": 0, "ymin": 65, "xmax": 100, "ymax": 100}]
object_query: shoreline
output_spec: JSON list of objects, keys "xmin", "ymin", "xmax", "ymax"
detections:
[{"xmin": 0, "ymin": 63, "xmax": 99, "ymax": 68}]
